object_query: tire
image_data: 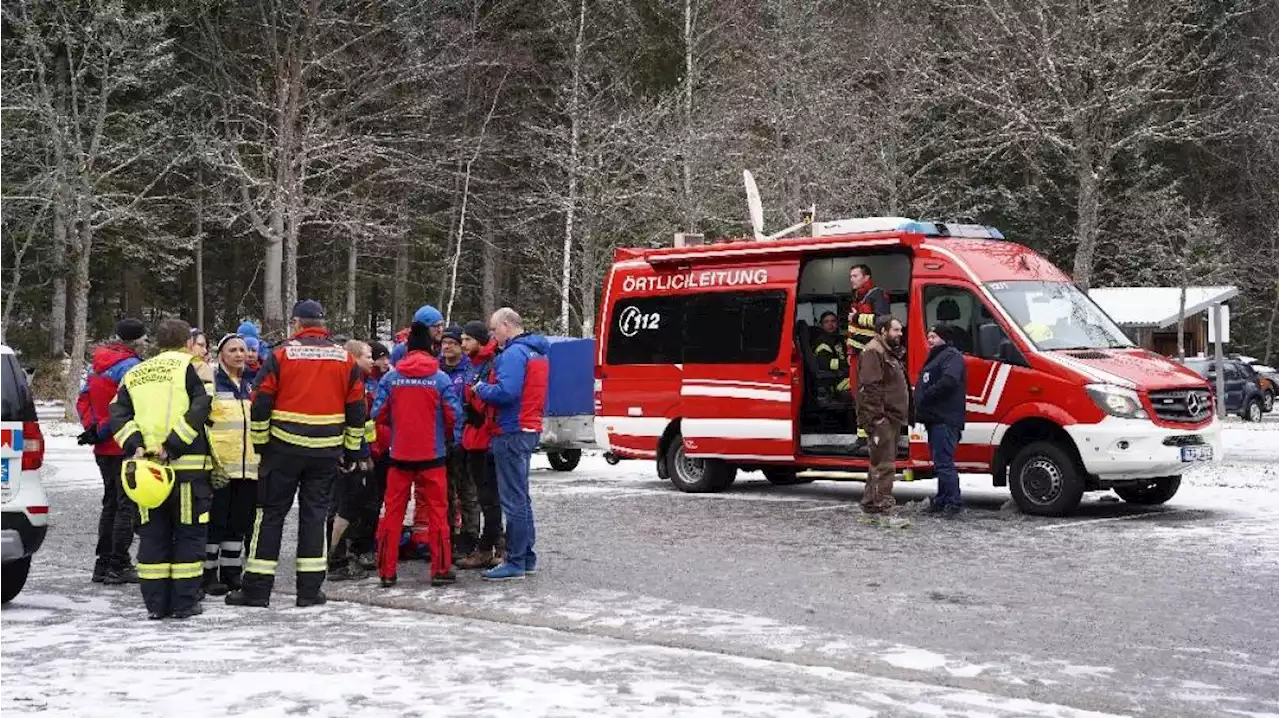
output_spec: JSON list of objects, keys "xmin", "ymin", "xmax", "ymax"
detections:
[
  {"xmin": 2, "ymin": 556, "xmax": 32, "ymax": 604},
  {"xmin": 1008, "ymin": 441, "xmax": 1085, "ymax": 517},
  {"xmin": 1243, "ymin": 398, "xmax": 1263, "ymax": 422},
  {"xmin": 1113, "ymin": 477, "xmax": 1181, "ymax": 505},
  {"xmin": 665, "ymin": 434, "xmax": 736, "ymax": 493},
  {"xmin": 763, "ymin": 469, "xmax": 814, "ymax": 486},
  {"xmin": 1263, "ymin": 391, "xmax": 1275, "ymax": 414},
  {"xmin": 603, "ymin": 452, "xmax": 621, "ymax": 465},
  {"xmin": 547, "ymin": 449, "xmax": 582, "ymax": 472}
]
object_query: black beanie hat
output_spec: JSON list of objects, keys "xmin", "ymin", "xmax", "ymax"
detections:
[
  {"xmin": 115, "ymin": 318, "xmax": 146, "ymax": 342},
  {"xmin": 406, "ymin": 322, "xmax": 433, "ymax": 353},
  {"xmin": 370, "ymin": 341, "xmax": 390, "ymax": 361},
  {"xmin": 461, "ymin": 320, "xmax": 489, "ymax": 346},
  {"xmin": 442, "ymin": 324, "xmax": 463, "ymax": 344}
]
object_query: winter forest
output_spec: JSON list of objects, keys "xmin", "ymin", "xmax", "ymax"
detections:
[{"xmin": 2, "ymin": 0, "xmax": 1277, "ymax": 405}]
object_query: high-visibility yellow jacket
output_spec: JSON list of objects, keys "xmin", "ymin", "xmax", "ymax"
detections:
[
  {"xmin": 208, "ymin": 365, "xmax": 258, "ymax": 480},
  {"xmin": 107, "ymin": 350, "xmax": 212, "ymax": 473}
]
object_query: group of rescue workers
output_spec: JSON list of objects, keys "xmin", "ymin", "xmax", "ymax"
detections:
[
  {"xmin": 817, "ymin": 264, "xmax": 969, "ymax": 516},
  {"xmin": 77, "ymin": 300, "xmax": 548, "ymax": 620}
]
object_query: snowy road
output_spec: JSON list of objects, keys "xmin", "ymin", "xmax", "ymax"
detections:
[{"xmin": 3, "ymin": 420, "xmax": 1276, "ymax": 717}]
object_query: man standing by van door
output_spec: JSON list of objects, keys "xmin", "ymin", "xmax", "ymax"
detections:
[
  {"xmin": 917, "ymin": 326, "xmax": 966, "ymax": 517},
  {"xmin": 857, "ymin": 316, "xmax": 909, "ymax": 514},
  {"xmin": 847, "ymin": 265, "xmax": 890, "ymax": 444}
]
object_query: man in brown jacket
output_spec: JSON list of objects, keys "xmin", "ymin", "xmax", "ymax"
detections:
[{"xmin": 857, "ymin": 315, "xmax": 909, "ymax": 513}]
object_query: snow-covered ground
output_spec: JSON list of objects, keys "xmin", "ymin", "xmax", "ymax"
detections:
[{"xmin": 6, "ymin": 412, "xmax": 1277, "ymax": 717}]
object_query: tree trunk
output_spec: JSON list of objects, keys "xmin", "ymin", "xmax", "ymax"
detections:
[
  {"xmin": 195, "ymin": 177, "xmax": 205, "ymax": 331},
  {"xmin": 263, "ymin": 209, "xmax": 285, "ymax": 334},
  {"xmin": 1070, "ymin": 161, "xmax": 1102, "ymax": 291},
  {"xmin": 1264, "ymin": 293, "xmax": 1277, "ymax": 367},
  {"xmin": 577, "ymin": 225, "xmax": 597, "ymax": 337},
  {"xmin": 123, "ymin": 267, "xmax": 143, "ymax": 318},
  {"xmin": 393, "ymin": 236, "xmax": 409, "ymax": 329},
  {"xmin": 559, "ymin": 0, "xmax": 587, "ymax": 336},
  {"xmin": 64, "ymin": 209, "xmax": 93, "ymax": 421},
  {"xmin": 283, "ymin": 214, "xmax": 299, "ymax": 316},
  {"xmin": 481, "ymin": 232, "xmax": 496, "ymax": 318},
  {"xmin": 1176, "ymin": 283, "xmax": 1188, "ymax": 360},
  {"xmin": 681, "ymin": 0, "xmax": 695, "ymax": 233},
  {"xmin": 345, "ymin": 235, "xmax": 358, "ymax": 335},
  {"xmin": 49, "ymin": 195, "xmax": 69, "ymax": 356}
]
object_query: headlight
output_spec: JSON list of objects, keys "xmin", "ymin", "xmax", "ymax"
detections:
[{"xmin": 1085, "ymin": 384, "xmax": 1147, "ymax": 419}]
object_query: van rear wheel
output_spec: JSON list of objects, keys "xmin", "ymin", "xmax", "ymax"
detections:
[
  {"xmin": 547, "ymin": 449, "xmax": 582, "ymax": 472},
  {"xmin": 1008, "ymin": 441, "xmax": 1085, "ymax": 517},
  {"xmin": 763, "ymin": 469, "xmax": 814, "ymax": 486},
  {"xmin": 666, "ymin": 435, "xmax": 736, "ymax": 493},
  {"xmin": 2, "ymin": 556, "xmax": 32, "ymax": 603},
  {"xmin": 1113, "ymin": 477, "xmax": 1181, "ymax": 505}
]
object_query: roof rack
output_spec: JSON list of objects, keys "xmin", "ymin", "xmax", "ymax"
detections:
[{"xmin": 812, "ymin": 217, "xmax": 1004, "ymax": 240}]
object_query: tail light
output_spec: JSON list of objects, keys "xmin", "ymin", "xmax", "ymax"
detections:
[
  {"xmin": 593, "ymin": 365, "xmax": 603, "ymax": 414},
  {"xmin": 22, "ymin": 420, "xmax": 44, "ymax": 471}
]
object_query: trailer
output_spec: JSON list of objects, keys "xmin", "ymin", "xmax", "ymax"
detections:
[{"xmin": 539, "ymin": 336, "xmax": 597, "ymax": 471}]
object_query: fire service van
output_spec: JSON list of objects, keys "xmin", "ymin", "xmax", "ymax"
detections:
[{"xmin": 592, "ymin": 173, "xmax": 1221, "ymax": 516}]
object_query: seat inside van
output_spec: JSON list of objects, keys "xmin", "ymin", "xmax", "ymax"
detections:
[{"xmin": 795, "ymin": 253, "xmax": 911, "ymax": 458}]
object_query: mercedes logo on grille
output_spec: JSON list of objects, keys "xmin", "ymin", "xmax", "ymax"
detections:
[{"xmin": 1186, "ymin": 391, "xmax": 1203, "ymax": 417}]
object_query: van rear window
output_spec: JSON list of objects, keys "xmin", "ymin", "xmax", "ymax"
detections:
[
  {"xmin": 606, "ymin": 290, "xmax": 787, "ymax": 365},
  {"xmin": 2, "ymin": 355, "xmax": 34, "ymax": 422}
]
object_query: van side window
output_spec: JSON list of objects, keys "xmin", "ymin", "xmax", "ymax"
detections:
[
  {"xmin": 606, "ymin": 290, "xmax": 787, "ymax": 365},
  {"xmin": 922, "ymin": 285, "xmax": 1013, "ymax": 362}
]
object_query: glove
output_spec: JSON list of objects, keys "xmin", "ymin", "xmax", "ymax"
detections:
[
  {"xmin": 76, "ymin": 429, "xmax": 101, "ymax": 446},
  {"xmin": 210, "ymin": 468, "xmax": 231, "ymax": 490},
  {"xmin": 465, "ymin": 403, "xmax": 485, "ymax": 427}
]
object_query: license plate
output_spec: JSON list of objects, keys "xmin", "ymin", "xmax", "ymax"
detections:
[{"xmin": 1181, "ymin": 445, "xmax": 1213, "ymax": 462}]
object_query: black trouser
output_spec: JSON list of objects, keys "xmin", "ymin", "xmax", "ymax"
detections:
[
  {"xmin": 137, "ymin": 472, "xmax": 211, "ymax": 616},
  {"xmin": 350, "ymin": 459, "xmax": 387, "ymax": 557},
  {"xmin": 448, "ymin": 448, "xmax": 480, "ymax": 551},
  {"xmin": 326, "ymin": 466, "xmax": 372, "ymax": 564},
  {"xmin": 466, "ymin": 449, "xmax": 503, "ymax": 551},
  {"xmin": 242, "ymin": 450, "xmax": 338, "ymax": 601},
  {"xmin": 207, "ymin": 479, "xmax": 256, "ymax": 584},
  {"xmin": 95, "ymin": 455, "xmax": 135, "ymax": 568}
]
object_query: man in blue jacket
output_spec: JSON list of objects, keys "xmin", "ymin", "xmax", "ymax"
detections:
[
  {"xmin": 916, "ymin": 326, "xmax": 967, "ymax": 516},
  {"xmin": 473, "ymin": 308, "xmax": 548, "ymax": 581},
  {"xmin": 390, "ymin": 305, "xmax": 445, "ymax": 365}
]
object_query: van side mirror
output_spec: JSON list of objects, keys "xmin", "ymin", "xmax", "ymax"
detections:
[{"xmin": 977, "ymin": 323, "xmax": 1003, "ymax": 360}]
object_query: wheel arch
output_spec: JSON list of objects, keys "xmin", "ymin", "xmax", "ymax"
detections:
[
  {"xmin": 655, "ymin": 417, "xmax": 683, "ymax": 481},
  {"xmin": 993, "ymin": 416, "xmax": 1086, "ymax": 488}
]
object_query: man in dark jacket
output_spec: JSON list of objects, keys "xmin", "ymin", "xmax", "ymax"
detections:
[
  {"xmin": 916, "ymin": 326, "xmax": 967, "ymax": 516},
  {"xmin": 78, "ymin": 318, "xmax": 146, "ymax": 584},
  {"xmin": 856, "ymin": 315, "xmax": 909, "ymax": 514}
]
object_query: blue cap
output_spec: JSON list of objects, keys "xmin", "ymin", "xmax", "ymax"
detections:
[
  {"xmin": 237, "ymin": 321, "xmax": 260, "ymax": 338},
  {"xmin": 291, "ymin": 299, "xmax": 326, "ymax": 320},
  {"xmin": 412, "ymin": 305, "xmax": 443, "ymax": 327}
]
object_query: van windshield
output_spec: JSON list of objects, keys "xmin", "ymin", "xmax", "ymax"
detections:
[{"xmin": 986, "ymin": 280, "xmax": 1133, "ymax": 351}]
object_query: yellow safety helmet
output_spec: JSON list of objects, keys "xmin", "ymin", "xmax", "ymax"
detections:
[
  {"xmin": 121, "ymin": 458, "xmax": 176, "ymax": 510},
  {"xmin": 1022, "ymin": 321, "xmax": 1053, "ymax": 343}
]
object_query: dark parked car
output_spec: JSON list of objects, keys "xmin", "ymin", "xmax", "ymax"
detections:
[{"xmin": 1182, "ymin": 358, "xmax": 1266, "ymax": 422}]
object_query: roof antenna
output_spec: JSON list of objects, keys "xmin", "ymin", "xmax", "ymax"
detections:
[{"xmin": 742, "ymin": 169, "xmax": 815, "ymax": 241}]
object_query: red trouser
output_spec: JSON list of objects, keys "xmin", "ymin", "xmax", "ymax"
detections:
[{"xmin": 377, "ymin": 466, "xmax": 450, "ymax": 579}]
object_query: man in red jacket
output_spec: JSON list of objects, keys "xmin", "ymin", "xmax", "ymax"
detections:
[
  {"xmin": 77, "ymin": 318, "xmax": 146, "ymax": 584},
  {"xmin": 457, "ymin": 320, "xmax": 503, "ymax": 569},
  {"xmin": 371, "ymin": 322, "xmax": 463, "ymax": 587}
]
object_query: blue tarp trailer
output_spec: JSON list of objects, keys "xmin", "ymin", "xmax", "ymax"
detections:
[{"xmin": 538, "ymin": 336, "xmax": 597, "ymax": 471}]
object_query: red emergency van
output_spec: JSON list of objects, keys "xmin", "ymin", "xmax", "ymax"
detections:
[{"xmin": 593, "ymin": 217, "xmax": 1221, "ymax": 516}]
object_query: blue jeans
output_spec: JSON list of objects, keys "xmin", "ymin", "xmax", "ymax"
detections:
[
  {"xmin": 491, "ymin": 431, "xmax": 539, "ymax": 570},
  {"xmin": 927, "ymin": 423, "xmax": 962, "ymax": 507}
]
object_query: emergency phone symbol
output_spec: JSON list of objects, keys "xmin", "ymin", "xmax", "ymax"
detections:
[{"xmin": 618, "ymin": 305, "xmax": 659, "ymax": 338}]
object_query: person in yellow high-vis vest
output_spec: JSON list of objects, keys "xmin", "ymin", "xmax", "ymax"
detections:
[
  {"xmin": 202, "ymin": 333, "xmax": 259, "ymax": 596},
  {"xmin": 108, "ymin": 318, "xmax": 214, "ymax": 620}
]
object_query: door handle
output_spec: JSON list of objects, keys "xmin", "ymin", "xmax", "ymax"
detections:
[{"xmin": 768, "ymin": 367, "xmax": 788, "ymax": 378}]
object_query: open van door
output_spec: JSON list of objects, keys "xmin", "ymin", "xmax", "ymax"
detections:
[{"xmin": 679, "ymin": 263, "xmax": 798, "ymax": 463}]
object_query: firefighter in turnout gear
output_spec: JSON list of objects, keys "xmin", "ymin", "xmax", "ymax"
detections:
[
  {"xmin": 813, "ymin": 311, "xmax": 851, "ymax": 396},
  {"xmin": 107, "ymin": 318, "xmax": 214, "ymax": 620},
  {"xmin": 226, "ymin": 300, "xmax": 367, "ymax": 609},
  {"xmin": 847, "ymin": 264, "xmax": 890, "ymax": 443}
]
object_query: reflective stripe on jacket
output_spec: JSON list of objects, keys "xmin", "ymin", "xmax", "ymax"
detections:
[{"xmin": 847, "ymin": 285, "xmax": 890, "ymax": 353}]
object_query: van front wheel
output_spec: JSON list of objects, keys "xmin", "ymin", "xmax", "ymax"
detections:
[
  {"xmin": 764, "ymin": 469, "xmax": 814, "ymax": 486},
  {"xmin": 1008, "ymin": 441, "xmax": 1085, "ymax": 517},
  {"xmin": 1114, "ymin": 477, "xmax": 1181, "ymax": 505},
  {"xmin": 666, "ymin": 435, "xmax": 736, "ymax": 493},
  {"xmin": 547, "ymin": 450, "xmax": 582, "ymax": 472}
]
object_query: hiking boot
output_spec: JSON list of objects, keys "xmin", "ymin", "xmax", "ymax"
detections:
[
  {"xmin": 147, "ymin": 610, "xmax": 167, "ymax": 620},
  {"xmin": 922, "ymin": 499, "xmax": 946, "ymax": 515},
  {"xmin": 201, "ymin": 569, "xmax": 229, "ymax": 596},
  {"xmin": 329, "ymin": 560, "xmax": 368, "ymax": 581},
  {"xmin": 224, "ymin": 590, "xmax": 270, "ymax": 608},
  {"xmin": 92, "ymin": 558, "xmax": 109, "ymax": 583},
  {"xmin": 457, "ymin": 548, "xmax": 493, "ymax": 570},
  {"xmin": 941, "ymin": 504, "xmax": 964, "ymax": 519},
  {"xmin": 220, "ymin": 571, "xmax": 243, "ymax": 592},
  {"xmin": 356, "ymin": 552, "xmax": 377, "ymax": 571},
  {"xmin": 103, "ymin": 565, "xmax": 139, "ymax": 585},
  {"xmin": 171, "ymin": 603, "xmax": 204, "ymax": 620},
  {"xmin": 431, "ymin": 571, "xmax": 457, "ymax": 587},
  {"xmin": 482, "ymin": 562, "xmax": 525, "ymax": 581},
  {"xmin": 380, "ymin": 575, "xmax": 398, "ymax": 588},
  {"xmin": 296, "ymin": 592, "xmax": 327, "ymax": 608}
]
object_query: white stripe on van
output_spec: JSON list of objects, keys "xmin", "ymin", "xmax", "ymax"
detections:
[
  {"xmin": 681, "ymin": 385, "xmax": 790, "ymax": 402},
  {"xmin": 682, "ymin": 418, "xmax": 792, "ymax": 440},
  {"xmin": 596, "ymin": 416, "xmax": 668, "ymax": 438}
]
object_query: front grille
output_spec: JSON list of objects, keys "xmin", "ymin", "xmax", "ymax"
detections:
[
  {"xmin": 1162, "ymin": 434, "xmax": 1205, "ymax": 447},
  {"xmin": 1148, "ymin": 389, "xmax": 1212, "ymax": 423}
]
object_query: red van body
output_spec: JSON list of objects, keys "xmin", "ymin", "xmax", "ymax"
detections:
[{"xmin": 593, "ymin": 219, "xmax": 1221, "ymax": 515}]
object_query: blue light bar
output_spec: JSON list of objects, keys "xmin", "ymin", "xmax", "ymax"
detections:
[{"xmin": 812, "ymin": 217, "xmax": 1005, "ymax": 240}]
